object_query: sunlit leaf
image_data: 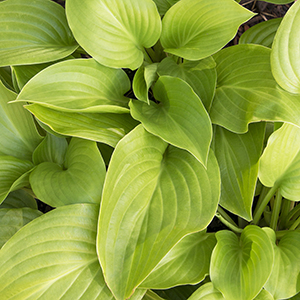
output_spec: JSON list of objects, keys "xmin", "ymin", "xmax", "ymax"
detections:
[
  {"xmin": 188, "ymin": 282, "xmax": 225, "ymax": 300},
  {"xmin": 210, "ymin": 226, "xmax": 274, "ymax": 300},
  {"xmin": 130, "ymin": 76, "xmax": 212, "ymax": 166},
  {"xmin": 0, "ymin": 190, "xmax": 37, "ymax": 210},
  {"xmin": 0, "ymin": 0, "xmax": 77, "ymax": 67},
  {"xmin": 30, "ymin": 138, "xmax": 106, "ymax": 207},
  {"xmin": 254, "ymin": 289, "xmax": 274, "ymax": 300},
  {"xmin": 210, "ymin": 44, "xmax": 300, "ymax": 133},
  {"xmin": 98, "ymin": 125, "xmax": 220, "ymax": 300},
  {"xmin": 66, "ymin": 0, "xmax": 161, "ymax": 70},
  {"xmin": 160, "ymin": 0, "xmax": 254, "ymax": 60}
]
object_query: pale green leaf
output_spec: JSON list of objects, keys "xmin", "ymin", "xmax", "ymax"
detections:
[
  {"xmin": 259, "ymin": 123, "xmax": 300, "ymax": 201},
  {"xmin": 271, "ymin": 0, "xmax": 300, "ymax": 94},
  {"xmin": 264, "ymin": 230, "xmax": 300, "ymax": 299},
  {"xmin": 0, "ymin": 0, "xmax": 78, "ymax": 67},
  {"xmin": 98, "ymin": 125, "xmax": 220, "ymax": 300},
  {"xmin": 0, "ymin": 156, "xmax": 34, "ymax": 204},
  {"xmin": 254, "ymin": 289, "xmax": 274, "ymax": 300},
  {"xmin": 0, "ymin": 81, "xmax": 42, "ymax": 161},
  {"xmin": 152, "ymin": 0, "xmax": 179, "ymax": 15},
  {"xmin": 0, "ymin": 203, "xmax": 115, "ymax": 300},
  {"xmin": 130, "ymin": 76, "xmax": 212, "ymax": 166},
  {"xmin": 160, "ymin": 0, "xmax": 254, "ymax": 60},
  {"xmin": 0, "ymin": 189, "xmax": 37, "ymax": 210},
  {"xmin": 239, "ymin": 18, "xmax": 282, "ymax": 48},
  {"xmin": 66, "ymin": 0, "xmax": 161, "ymax": 70},
  {"xmin": 25, "ymin": 104, "xmax": 138, "ymax": 148},
  {"xmin": 0, "ymin": 207, "xmax": 42, "ymax": 248},
  {"xmin": 17, "ymin": 59, "xmax": 130, "ymax": 113},
  {"xmin": 210, "ymin": 226, "xmax": 274, "ymax": 300},
  {"xmin": 210, "ymin": 44, "xmax": 300, "ymax": 133},
  {"xmin": 30, "ymin": 138, "xmax": 106, "ymax": 207},
  {"xmin": 188, "ymin": 282, "xmax": 225, "ymax": 300},
  {"xmin": 140, "ymin": 231, "xmax": 216, "ymax": 289},
  {"xmin": 157, "ymin": 57, "xmax": 217, "ymax": 111},
  {"xmin": 212, "ymin": 123, "xmax": 265, "ymax": 221}
]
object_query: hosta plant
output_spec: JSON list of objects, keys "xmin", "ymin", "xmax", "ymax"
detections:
[{"xmin": 0, "ymin": 0, "xmax": 300, "ymax": 299}]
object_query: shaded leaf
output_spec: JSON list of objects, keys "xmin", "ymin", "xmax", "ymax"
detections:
[
  {"xmin": 142, "ymin": 290, "xmax": 166, "ymax": 300},
  {"xmin": 155, "ymin": 285, "xmax": 202, "ymax": 300},
  {"xmin": 0, "ymin": 189, "xmax": 37, "ymax": 210},
  {"xmin": 188, "ymin": 282, "xmax": 225, "ymax": 300},
  {"xmin": 152, "ymin": 0, "xmax": 179, "ymax": 15},
  {"xmin": 0, "ymin": 67, "xmax": 14, "ymax": 91}
]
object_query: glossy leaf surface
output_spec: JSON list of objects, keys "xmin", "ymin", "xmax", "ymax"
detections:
[
  {"xmin": 210, "ymin": 44, "xmax": 300, "ymax": 133},
  {"xmin": 98, "ymin": 125, "xmax": 220, "ymax": 300},
  {"xmin": 259, "ymin": 123, "xmax": 300, "ymax": 201},
  {"xmin": 0, "ymin": 0, "xmax": 77, "ymax": 67},
  {"xmin": 212, "ymin": 123, "xmax": 265, "ymax": 221},
  {"xmin": 30, "ymin": 138, "xmax": 106, "ymax": 207},
  {"xmin": 271, "ymin": 0, "xmax": 300, "ymax": 94},
  {"xmin": 188, "ymin": 282, "xmax": 225, "ymax": 300},
  {"xmin": 66, "ymin": 0, "xmax": 161, "ymax": 69},
  {"xmin": 161, "ymin": 0, "xmax": 254, "ymax": 60},
  {"xmin": 130, "ymin": 76, "xmax": 212, "ymax": 166},
  {"xmin": 210, "ymin": 226, "xmax": 274, "ymax": 300}
]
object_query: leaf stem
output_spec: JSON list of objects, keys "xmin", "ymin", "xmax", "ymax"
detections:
[
  {"xmin": 279, "ymin": 198, "xmax": 292, "ymax": 229},
  {"xmin": 253, "ymin": 186, "xmax": 270, "ymax": 217},
  {"xmin": 253, "ymin": 184, "xmax": 278, "ymax": 225},
  {"xmin": 289, "ymin": 216, "xmax": 300, "ymax": 230},
  {"xmin": 142, "ymin": 48, "xmax": 153, "ymax": 64},
  {"xmin": 270, "ymin": 188, "xmax": 282, "ymax": 230},
  {"xmin": 216, "ymin": 212, "xmax": 243, "ymax": 234},
  {"xmin": 217, "ymin": 206, "xmax": 238, "ymax": 227}
]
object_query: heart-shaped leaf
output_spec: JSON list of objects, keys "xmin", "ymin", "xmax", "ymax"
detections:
[
  {"xmin": 271, "ymin": 0, "xmax": 300, "ymax": 94},
  {"xmin": 0, "ymin": 190, "xmax": 37, "ymax": 210},
  {"xmin": 188, "ymin": 282, "xmax": 225, "ymax": 300},
  {"xmin": 212, "ymin": 123, "xmax": 265, "ymax": 221},
  {"xmin": 157, "ymin": 57, "xmax": 217, "ymax": 111},
  {"xmin": 264, "ymin": 230, "xmax": 300, "ymax": 299},
  {"xmin": 259, "ymin": 123, "xmax": 300, "ymax": 201},
  {"xmin": 140, "ymin": 231, "xmax": 216, "ymax": 289},
  {"xmin": 210, "ymin": 225, "xmax": 274, "ymax": 300},
  {"xmin": 130, "ymin": 76, "xmax": 212, "ymax": 166},
  {"xmin": 97, "ymin": 125, "xmax": 220, "ymax": 300},
  {"xmin": 17, "ymin": 59, "xmax": 130, "ymax": 114},
  {"xmin": 30, "ymin": 138, "xmax": 106, "ymax": 207},
  {"xmin": 210, "ymin": 44, "xmax": 300, "ymax": 133},
  {"xmin": 0, "ymin": 81, "xmax": 42, "ymax": 161},
  {"xmin": 66, "ymin": 0, "xmax": 161, "ymax": 70},
  {"xmin": 160, "ymin": 0, "xmax": 254, "ymax": 60},
  {"xmin": 25, "ymin": 104, "xmax": 138, "ymax": 147},
  {"xmin": 0, "ymin": 0, "xmax": 77, "ymax": 67},
  {"xmin": 0, "ymin": 207, "xmax": 42, "ymax": 248}
]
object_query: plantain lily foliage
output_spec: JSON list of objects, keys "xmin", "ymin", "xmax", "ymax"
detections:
[{"xmin": 0, "ymin": 0, "xmax": 300, "ymax": 299}]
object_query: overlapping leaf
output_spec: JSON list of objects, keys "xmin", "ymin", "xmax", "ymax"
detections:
[
  {"xmin": 142, "ymin": 291, "xmax": 166, "ymax": 300},
  {"xmin": 98, "ymin": 125, "xmax": 220, "ymax": 300},
  {"xmin": 210, "ymin": 226, "xmax": 274, "ymax": 300},
  {"xmin": 212, "ymin": 123, "xmax": 265, "ymax": 221},
  {"xmin": 17, "ymin": 59, "xmax": 130, "ymax": 113},
  {"xmin": 140, "ymin": 231, "xmax": 216, "ymax": 289},
  {"xmin": 0, "ymin": 67, "xmax": 13, "ymax": 90},
  {"xmin": 130, "ymin": 76, "xmax": 212, "ymax": 166},
  {"xmin": 66, "ymin": 0, "xmax": 161, "ymax": 69},
  {"xmin": 188, "ymin": 283, "xmax": 225, "ymax": 300},
  {"xmin": 210, "ymin": 44, "xmax": 300, "ymax": 133},
  {"xmin": 160, "ymin": 0, "xmax": 254, "ymax": 60},
  {"xmin": 259, "ymin": 123, "xmax": 300, "ymax": 201},
  {"xmin": 0, "ymin": 0, "xmax": 77, "ymax": 67},
  {"xmin": 0, "ymin": 190, "xmax": 37, "ymax": 210},
  {"xmin": 271, "ymin": 0, "xmax": 300, "ymax": 94},
  {"xmin": 30, "ymin": 138, "xmax": 106, "ymax": 207},
  {"xmin": 152, "ymin": 0, "xmax": 179, "ymax": 15}
]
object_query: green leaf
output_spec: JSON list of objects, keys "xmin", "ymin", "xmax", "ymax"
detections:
[
  {"xmin": 0, "ymin": 203, "xmax": 116, "ymax": 299},
  {"xmin": 259, "ymin": 0, "xmax": 293, "ymax": 4},
  {"xmin": 0, "ymin": 0, "xmax": 78, "ymax": 67},
  {"xmin": 259, "ymin": 123, "xmax": 300, "ymax": 201},
  {"xmin": 210, "ymin": 44, "xmax": 300, "ymax": 133},
  {"xmin": 25, "ymin": 104, "xmax": 138, "ymax": 147},
  {"xmin": 0, "ymin": 81, "xmax": 42, "ymax": 161},
  {"xmin": 210, "ymin": 226, "xmax": 274, "ymax": 300},
  {"xmin": 0, "ymin": 67, "xmax": 14, "ymax": 91},
  {"xmin": 17, "ymin": 59, "xmax": 130, "ymax": 113},
  {"xmin": 160, "ymin": 0, "xmax": 254, "ymax": 60},
  {"xmin": 271, "ymin": 0, "xmax": 300, "ymax": 94},
  {"xmin": 152, "ymin": 0, "xmax": 179, "ymax": 15},
  {"xmin": 130, "ymin": 76, "xmax": 212, "ymax": 166},
  {"xmin": 0, "ymin": 189, "xmax": 37, "ymax": 210},
  {"xmin": 66, "ymin": 0, "xmax": 161, "ymax": 70},
  {"xmin": 142, "ymin": 291, "xmax": 166, "ymax": 300},
  {"xmin": 133, "ymin": 63, "xmax": 159, "ymax": 104},
  {"xmin": 239, "ymin": 18, "xmax": 282, "ymax": 48},
  {"xmin": 156, "ymin": 285, "xmax": 202, "ymax": 300},
  {"xmin": 0, "ymin": 207, "xmax": 42, "ymax": 248},
  {"xmin": 188, "ymin": 282, "xmax": 225, "ymax": 300},
  {"xmin": 254, "ymin": 289, "xmax": 274, "ymax": 300},
  {"xmin": 98, "ymin": 125, "xmax": 220, "ymax": 300},
  {"xmin": 30, "ymin": 138, "xmax": 106, "ymax": 207},
  {"xmin": 157, "ymin": 57, "xmax": 217, "ymax": 111},
  {"xmin": 264, "ymin": 230, "xmax": 300, "ymax": 299},
  {"xmin": 212, "ymin": 123, "xmax": 265, "ymax": 221},
  {"xmin": 140, "ymin": 231, "xmax": 216, "ymax": 289},
  {"xmin": 0, "ymin": 156, "xmax": 34, "ymax": 204}
]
